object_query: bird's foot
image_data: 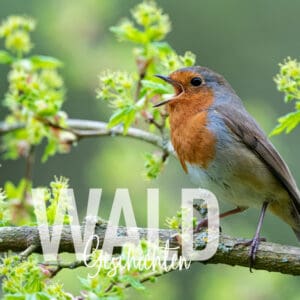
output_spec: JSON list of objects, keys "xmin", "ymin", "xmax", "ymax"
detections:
[{"xmin": 235, "ymin": 237, "xmax": 267, "ymax": 272}]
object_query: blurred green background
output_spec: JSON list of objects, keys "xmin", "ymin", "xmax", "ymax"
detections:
[{"xmin": 1, "ymin": 0, "xmax": 300, "ymax": 299}]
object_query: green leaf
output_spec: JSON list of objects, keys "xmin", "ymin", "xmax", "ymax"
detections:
[
  {"xmin": 110, "ymin": 23, "xmax": 146, "ymax": 44},
  {"xmin": 141, "ymin": 79, "xmax": 171, "ymax": 94},
  {"xmin": 42, "ymin": 138, "xmax": 58, "ymax": 162},
  {"xmin": 149, "ymin": 276, "xmax": 157, "ymax": 283},
  {"xmin": 270, "ymin": 111, "xmax": 300, "ymax": 136},
  {"xmin": 107, "ymin": 109, "xmax": 128, "ymax": 128},
  {"xmin": 151, "ymin": 41, "xmax": 173, "ymax": 53},
  {"xmin": 107, "ymin": 106, "xmax": 137, "ymax": 134},
  {"xmin": 99, "ymin": 296, "xmax": 121, "ymax": 300},
  {"xmin": 4, "ymin": 179, "xmax": 28, "ymax": 200},
  {"xmin": 78, "ymin": 277, "xmax": 90, "ymax": 289},
  {"xmin": 30, "ymin": 55, "xmax": 63, "ymax": 69},
  {"xmin": 34, "ymin": 292, "xmax": 52, "ymax": 300},
  {"xmin": 6, "ymin": 293, "xmax": 52, "ymax": 300},
  {"xmin": 144, "ymin": 152, "xmax": 164, "ymax": 180},
  {"xmin": 121, "ymin": 275, "xmax": 145, "ymax": 291},
  {"xmin": 0, "ymin": 50, "xmax": 14, "ymax": 64},
  {"xmin": 4, "ymin": 294, "xmax": 25, "ymax": 300},
  {"xmin": 123, "ymin": 108, "xmax": 136, "ymax": 134}
]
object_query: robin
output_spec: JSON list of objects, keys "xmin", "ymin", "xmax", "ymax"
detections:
[{"xmin": 154, "ymin": 66, "xmax": 300, "ymax": 269}]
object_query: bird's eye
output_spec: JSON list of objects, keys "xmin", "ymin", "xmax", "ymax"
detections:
[{"xmin": 190, "ymin": 77, "xmax": 202, "ymax": 86}]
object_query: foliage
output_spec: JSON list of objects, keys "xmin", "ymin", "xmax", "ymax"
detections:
[
  {"xmin": 0, "ymin": 188, "xmax": 9, "ymax": 226},
  {"xmin": 3, "ymin": 179, "xmax": 33, "ymax": 226},
  {"xmin": 166, "ymin": 209, "xmax": 198, "ymax": 231},
  {"xmin": 97, "ymin": 71, "xmax": 142, "ymax": 134},
  {"xmin": 97, "ymin": 0, "xmax": 196, "ymax": 179},
  {"xmin": 1, "ymin": 176, "xmax": 71, "ymax": 227},
  {"xmin": 272, "ymin": 57, "xmax": 300, "ymax": 135},
  {"xmin": 0, "ymin": 0, "xmax": 298, "ymax": 299},
  {"xmin": 0, "ymin": 177, "xmax": 75, "ymax": 298},
  {"xmin": 0, "ymin": 16, "xmax": 35, "ymax": 56},
  {"xmin": 0, "ymin": 2, "xmax": 195, "ymax": 299},
  {"xmin": 143, "ymin": 151, "xmax": 165, "ymax": 180},
  {"xmin": 0, "ymin": 15, "xmax": 73, "ymax": 163},
  {"xmin": 0, "ymin": 255, "xmax": 72, "ymax": 299},
  {"xmin": 34, "ymin": 176, "xmax": 71, "ymax": 226},
  {"xmin": 80, "ymin": 241, "xmax": 164, "ymax": 299}
]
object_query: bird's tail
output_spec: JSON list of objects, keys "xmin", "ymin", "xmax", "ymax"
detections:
[
  {"xmin": 291, "ymin": 200, "xmax": 300, "ymax": 242},
  {"xmin": 271, "ymin": 200, "xmax": 300, "ymax": 242},
  {"xmin": 293, "ymin": 228, "xmax": 300, "ymax": 242}
]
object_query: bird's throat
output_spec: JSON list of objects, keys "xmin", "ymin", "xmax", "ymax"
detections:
[{"xmin": 169, "ymin": 109, "xmax": 216, "ymax": 172}]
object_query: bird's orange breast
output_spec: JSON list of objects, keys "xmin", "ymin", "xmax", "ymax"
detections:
[{"xmin": 168, "ymin": 88, "xmax": 216, "ymax": 172}]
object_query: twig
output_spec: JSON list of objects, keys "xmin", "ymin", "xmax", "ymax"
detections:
[
  {"xmin": 105, "ymin": 270, "xmax": 168, "ymax": 293},
  {"xmin": 21, "ymin": 146, "xmax": 35, "ymax": 203},
  {"xmin": 135, "ymin": 57, "xmax": 151, "ymax": 102},
  {"xmin": 24, "ymin": 146, "xmax": 35, "ymax": 181},
  {"xmin": 20, "ymin": 244, "xmax": 38, "ymax": 259},
  {"xmin": 41, "ymin": 258, "xmax": 91, "ymax": 278},
  {"xmin": 141, "ymin": 108, "xmax": 167, "ymax": 135},
  {"xmin": 0, "ymin": 119, "xmax": 174, "ymax": 154},
  {"xmin": 133, "ymin": 55, "xmax": 168, "ymax": 135}
]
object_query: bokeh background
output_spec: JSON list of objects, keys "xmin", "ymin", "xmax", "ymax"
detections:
[{"xmin": 1, "ymin": 0, "xmax": 300, "ymax": 299}]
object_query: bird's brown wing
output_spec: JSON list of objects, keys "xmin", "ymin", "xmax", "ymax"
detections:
[{"xmin": 216, "ymin": 105, "xmax": 300, "ymax": 213}]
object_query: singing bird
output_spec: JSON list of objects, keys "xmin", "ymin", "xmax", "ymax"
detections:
[{"xmin": 154, "ymin": 66, "xmax": 300, "ymax": 268}]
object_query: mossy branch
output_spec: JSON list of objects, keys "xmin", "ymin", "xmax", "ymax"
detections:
[{"xmin": 0, "ymin": 225, "xmax": 300, "ymax": 275}]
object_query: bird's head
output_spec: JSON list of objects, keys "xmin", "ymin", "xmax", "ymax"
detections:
[{"xmin": 154, "ymin": 66, "xmax": 233, "ymax": 109}]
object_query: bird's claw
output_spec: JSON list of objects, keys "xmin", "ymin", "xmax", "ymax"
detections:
[
  {"xmin": 234, "ymin": 237, "xmax": 267, "ymax": 272},
  {"xmin": 249, "ymin": 237, "xmax": 260, "ymax": 272}
]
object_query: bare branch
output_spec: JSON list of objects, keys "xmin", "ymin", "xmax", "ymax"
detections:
[
  {"xmin": 0, "ymin": 119, "xmax": 174, "ymax": 154},
  {"xmin": 0, "ymin": 225, "xmax": 299, "ymax": 275},
  {"xmin": 20, "ymin": 244, "xmax": 38, "ymax": 259},
  {"xmin": 105, "ymin": 270, "xmax": 167, "ymax": 293}
]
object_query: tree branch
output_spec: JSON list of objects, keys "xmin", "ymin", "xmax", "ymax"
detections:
[
  {"xmin": 41, "ymin": 259, "xmax": 91, "ymax": 278},
  {"xmin": 0, "ymin": 225, "xmax": 299, "ymax": 276},
  {"xmin": 0, "ymin": 119, "xmax": 174, "ymax": 154}
]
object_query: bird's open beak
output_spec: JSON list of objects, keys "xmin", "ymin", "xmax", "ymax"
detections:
[
  {"xmin": 153, "ymin": 98, "xmax": 171, "ymax": 107},
  {"xmin": 153, "ymin": 75, "xmax": 182, "ymax": 107},
  {"xmin": 155, "ymin": 74, "xmax": 174, "ymax": 85}
]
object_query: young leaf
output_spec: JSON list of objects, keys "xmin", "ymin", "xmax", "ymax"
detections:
[
  {"xmin": 107, "ymin": 109, "xmax": 129, "ymax": 128},
  {"xmin": 270, "ymin": 111, "xmax": 300, "ymax": 136},
  {"xmin": 121, "ymin": 275, "xmax": 145, "ymax": 291},
  {"xmin": 141, "ymin": 79, "xmax": 171, "ymax": 94},
  {"xmin": 30, "ymin": 55, "xmax": 63, "ymax": 69},
  {"xmin": 0, "ymin": 50, "xmax": 14, "ymax": 64}
]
